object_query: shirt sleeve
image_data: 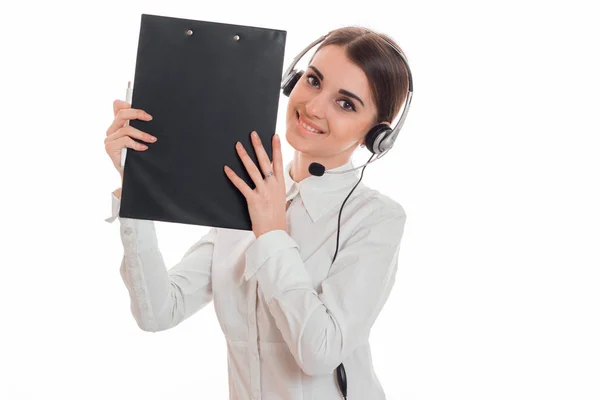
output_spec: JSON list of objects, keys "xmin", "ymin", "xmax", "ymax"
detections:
[
  {"xmin": 109, "ymin": 192, "xmax": 217, "ymax": 332},
  {"xmin": 243, "ymin": 206, "xmax": 407, "ymax": 376},
  {"xmin": 104, "ymin": 191, "xmax": 122, "ymax": 223}
]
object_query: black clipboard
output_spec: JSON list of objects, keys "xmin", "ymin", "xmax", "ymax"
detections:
[{"xmin": 119, "ymin": 14, "xmax": 287, "ymax": 231}]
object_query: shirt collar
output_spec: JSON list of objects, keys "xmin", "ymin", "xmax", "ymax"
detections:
[{"xmin": 284, "ymin": 158, "xmax": 361, "ymax": 223}]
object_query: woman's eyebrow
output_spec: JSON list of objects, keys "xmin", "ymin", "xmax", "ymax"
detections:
[
  {"xmin": 308, "ymin": 65, "xmax": 324, "ymax": 81},
  {"xmin": 339, "ymin": 89, "xmax": 364, "ymax": 107},
  {"xmin": 308, "ymin": 65, "xmax": 365, "ymax": 107}
]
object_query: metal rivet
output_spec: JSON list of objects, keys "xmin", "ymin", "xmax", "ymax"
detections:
[
  {"xmin": 233, "ymin": 34, "xmax": 240, "ymax": 41},
  {"xmin": 186, "ymin": 29, "xmax": 193, "ymax": 36}
]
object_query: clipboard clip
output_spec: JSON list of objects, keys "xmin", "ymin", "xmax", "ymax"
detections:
[{"xmin": 185, "ymin": 28, "xmax": 240, "ymax": 42}]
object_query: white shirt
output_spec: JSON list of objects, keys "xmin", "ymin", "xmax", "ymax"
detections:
[{"xmin": 106, "ymin": 158, "xmax": 407, "ymax": 400}]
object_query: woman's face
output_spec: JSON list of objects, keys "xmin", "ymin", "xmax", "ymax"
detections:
[{"xmin": 285, "ymin": 44, "xmax": 379, "ymax": 159}]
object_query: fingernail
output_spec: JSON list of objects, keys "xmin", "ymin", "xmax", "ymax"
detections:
[
  {"xmin": 252, "ymin": 131, "xmax": 258, "ymax": 139},
  {"xmin": 274, "ymin": 134, "xmax": 279, "ymax": 141}
]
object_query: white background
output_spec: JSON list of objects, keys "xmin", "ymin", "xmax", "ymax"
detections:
[{"xmin": 1, "ymin": 0, "xmax": 598, "ymax": 399}]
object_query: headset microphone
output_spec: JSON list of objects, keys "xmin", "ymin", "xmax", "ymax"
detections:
[
  {"xmin": 308, "ymin": 150, "xmax": 388, "ymax": 177},
  {"xmin": 308, "ymin": 162, "xmax": 326, "ymax": 177}
]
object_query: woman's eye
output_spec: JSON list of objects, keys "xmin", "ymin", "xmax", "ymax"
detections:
[
  {"xmin": 307, "ymin": 75, "xmax": 320, "ymax": 88},
  {"xmin": 305, "ymin": 74, "xmax": 355, "ymax": 111},
  {"xmin": 337, "ymin": 99, "xmax": 356, "ymax": 112}
]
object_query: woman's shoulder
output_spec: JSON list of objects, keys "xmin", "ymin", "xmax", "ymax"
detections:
[{"xmin": 354, "ymin": 183, "xmax": 407, "ymax": 221}]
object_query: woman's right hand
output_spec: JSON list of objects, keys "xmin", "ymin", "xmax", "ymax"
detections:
[{"xmin": 104, "ymin": 99, "xmax": 157, "ymax": 178}]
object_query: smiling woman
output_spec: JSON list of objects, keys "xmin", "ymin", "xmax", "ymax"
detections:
[{"xmin": 106, "ymin": 25, "xmax": 413, "ymax": 400}]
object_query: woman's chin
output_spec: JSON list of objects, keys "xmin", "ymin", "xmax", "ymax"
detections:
[{"xmin": 285, "ymin": 130, "xmax": 316, "ymax": 153}]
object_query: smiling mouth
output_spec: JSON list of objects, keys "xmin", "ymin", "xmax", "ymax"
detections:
[{"xmin": 296, "ymin": 111, "xmax": 325, "ymax": 135}]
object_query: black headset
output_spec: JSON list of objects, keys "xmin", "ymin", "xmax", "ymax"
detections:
[{"xmin": 280, "ymin": 29, "xmax": 414, "ymax": 400}]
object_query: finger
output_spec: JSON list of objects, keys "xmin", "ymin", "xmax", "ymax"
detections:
[
  {"xmin": 224, "ymin": 165, "xmax": 253, "ymax": 198},
  {"xmin": 106, "ymin": 108, "xmax": 153, "ymax": 137},
  {"xmin": 250, "ymin": 131, "xmax": 274, "ymax": 179},
  {"xmin": 272, "ymin": 134, "xmax": 284, "ymax": 179},
  {"xmin": 113, "ymin": 99, "xmax": 131, "ymax": 117},
  {"xmin": 105, "ymin": 136, "xmax": 148, "ymax": 152},
  {"xmin": 104, "ymin": 125, "xmax": 157, "ymax": 144},
  {"xmin": 236, "ymin": 142, "xmax": 265, "ymax": 191}
]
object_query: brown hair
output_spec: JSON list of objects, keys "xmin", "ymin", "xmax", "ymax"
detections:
[{"xmin": 309, "ymin": 27, "xmax": 409, "ymax": 126}]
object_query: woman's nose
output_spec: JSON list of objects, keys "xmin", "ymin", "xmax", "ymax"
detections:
[{"xmin": 305, "ymin": 93, "xmax": 327, "ymax": 120}]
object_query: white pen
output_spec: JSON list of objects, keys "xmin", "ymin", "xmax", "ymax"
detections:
[{"xmin": 121, "ymin": 81, "xmax": 133, "ymax": 168}]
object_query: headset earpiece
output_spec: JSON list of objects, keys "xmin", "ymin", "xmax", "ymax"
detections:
[
  {"xmin": 281, "ymin": 70, "xmax": 304, "ymax": 97},
  {"xmin": 364, "ymin": 123, "xmax": 393, "ymax": 155}
]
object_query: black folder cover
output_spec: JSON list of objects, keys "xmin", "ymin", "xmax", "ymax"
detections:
[{"xmin": 119, "ymin": 14, "xmax": 287, "ymax": 231}]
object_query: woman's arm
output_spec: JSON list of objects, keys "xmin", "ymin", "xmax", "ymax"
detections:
[
  {"xmin": 243, "ymin": 204, "xmax": 407, "ymax": 375},
  {"xmin": 109, "ymin": 192, "xmax": 216, "ymax": 332}
]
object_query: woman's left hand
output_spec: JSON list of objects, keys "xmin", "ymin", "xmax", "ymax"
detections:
[{"xmin": 224, "ymin": 131, "xmax": 287, "ymax": 239}]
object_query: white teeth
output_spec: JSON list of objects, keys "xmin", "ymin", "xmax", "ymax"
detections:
[{"xmin": 300, "ymin": 118, "xmax": 322, "ymax": 133}]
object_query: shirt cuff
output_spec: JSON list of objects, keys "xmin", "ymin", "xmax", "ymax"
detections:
[
  {"xmin": 243, "ymin": 230, "xmax": 298, "ymax": 281},
  {"xmin": 104, "ymin": 192, "xmax": 121, "ymax": 223}
]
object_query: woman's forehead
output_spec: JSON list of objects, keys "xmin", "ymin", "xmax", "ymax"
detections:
[{"xmin": 310, "ymin": 45, "xmax": 372, "ymax": 103}]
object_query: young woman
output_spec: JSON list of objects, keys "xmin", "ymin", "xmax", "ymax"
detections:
[{"xmin": 104, "ymin": 26, "xmax": 411, "ymax": 400}]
